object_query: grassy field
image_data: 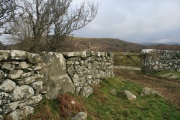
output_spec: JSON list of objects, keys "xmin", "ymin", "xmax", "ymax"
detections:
[{"xmin": 26, "ymin": 77, "xmax": 180, "ymax": 120}]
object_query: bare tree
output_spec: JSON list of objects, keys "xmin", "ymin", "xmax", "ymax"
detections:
[
  {"xmin": 8, "ymin": 0, "xmax": 99, "ymax": 52},
  {"xmin": 0, "ymin": 0, "xmax": 16, "ymax": 25}
]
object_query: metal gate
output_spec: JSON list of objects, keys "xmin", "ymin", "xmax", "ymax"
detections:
[{"xmin": 114, "ymin": 52, "xmax": 144, "ymax": 71}]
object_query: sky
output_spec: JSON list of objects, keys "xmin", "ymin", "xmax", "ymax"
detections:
[{"xmin": 72, "ymin": 0, "xmax": 180, "ymax": 44}]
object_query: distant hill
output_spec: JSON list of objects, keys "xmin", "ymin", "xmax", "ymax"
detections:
[
  {"xmin": 69, "ymin": 37, "xmax": 180, "ymax": 52},
  {"xmin": 3, "ymin": 36, "xmax": 180, "ymax": 52},
  {"xmin": 70, "ymin": 37, "xmax": 144, "ymax": 52}
]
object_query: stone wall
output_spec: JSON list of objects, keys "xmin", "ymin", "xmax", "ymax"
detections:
[
  {"xmin": 142, "ymin": 49, "xmax": 180, "ymax": 72},
  {"xmin": 0, "ymin": 50, "xmax": 114, "ymax": 119}
]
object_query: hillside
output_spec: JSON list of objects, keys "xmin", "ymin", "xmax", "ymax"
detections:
[
  {"xmin": 68, "ymin": 37, "xmax": 180, "ymax": 52},
  {"xmin": 70, "ymin": 38, "xmax": 144, "ymax": 52},
  {"xmin": 3, "ymin": 36, "xmax": 180, "ymax": 52}
]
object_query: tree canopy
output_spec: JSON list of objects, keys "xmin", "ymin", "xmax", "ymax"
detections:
[{"xmin": 3, "ymin": 0, "xmax": 99, "ymax": 52}]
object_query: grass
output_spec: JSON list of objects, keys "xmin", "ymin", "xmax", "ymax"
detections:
[
  {"xmin": 147, "ymin": 70, "xmax": 180, "ymax": 81},
  {"xmin": 28, "ymin": 77, "xmax": 180, "ymax": 120}
]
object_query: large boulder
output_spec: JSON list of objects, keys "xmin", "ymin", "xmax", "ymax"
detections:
[{"xmin": 41, "ymin": 52, "xmax": 75, "ymax": 99}]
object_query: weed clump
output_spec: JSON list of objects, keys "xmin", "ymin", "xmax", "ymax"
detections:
[{"xmin": 57, "ymin": 93, "xmax": 85, "ymax": 117}]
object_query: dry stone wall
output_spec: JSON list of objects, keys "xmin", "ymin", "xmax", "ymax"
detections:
[
  {"xmin": 142, "ymin": 49, "xmax": 180, "ymax": 72},
  {"xmin": 0, "ymin": 50, "xmax": 114, "ymax": 119}
]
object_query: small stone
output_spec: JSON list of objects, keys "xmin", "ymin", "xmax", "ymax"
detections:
[
  {"xmin": 19, "ymin": 94, "xmax": 42, "ymax": 108},
  {"xmin": 2, "ymin": 101, "xmax": 19, "ymax": 114},
  {"xmin": 21, "ymin": 72, "xmax": 34, "ymax": 78},
  {"xmin": 79, "ymin": 86, "xmax": 93, "ymax": 97},
  {"xmin": 33, "ymin": 66, "xmax": 42, "ymax": 71},
  {"xmin": 1, "ymin": 63, "xmax": 15, "ymax": 71},
  {"xmin": 141, "ymin": 87, "xmax": 161, "ymax": 96},
  {"xmin": 0, "ymin": 70, "xmax": 5, "ymax": 82},
  {"xmin": 11, "ymin": 85, "xmax": 34, "ymax": 101},
  {"xmin": 9, "ymin": 106, "xmax": 34, "ymax": 120},
  {"xmin": 122, "ymin": 90, "xmax": 136, "ymax": 101},
  {"xmin": 71, "ymin": 112, "xmax": 87, "ymax": 120},
  {"xmin": 110, "ymin": 89, "xmax": 116, "ymax": 95},
  {"xmin": 10, "ymin": 50, "xmax": 26, "ymax": 60},
  {"xmin": 16, "ymin": 76, "xmax": 36, "ymax": 85},
  {"xmin": 0, "ymin": 50, "xmax": 10, "ymax": 61},
  {"xmin": 0, "ymin": 92, "xmax": 11, "ymax": 106},
  {"xmin": 18, "ymin": 62, "xmax": 31, "ymax": 69},
  {"xmin": 8, "ymin": 70, "xmax": 23, "ymax": 79},
  {"xmin": 0, "ymin": 114, "xmax": 3, "ymax": 120},
  {"xmin": 72, "ymin": 74, "xmax": 80, "ymax": 86},
  {"xmin": 0, "ymin": 79, "xmax": 16, "ymax": 92}
]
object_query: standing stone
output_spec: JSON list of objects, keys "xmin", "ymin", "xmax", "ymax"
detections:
[
  {"xmin": 2, "ymin": 102, "xmax": 19, "ymax": 114},
  {"xmin": 0, "ymin": 79, "xmax": 16, "ymax": 92},
  {"xmin": 71, "ymin": 112, "xmax": 87, "ymax": 120},
  {"xmin": 122, "ymin": 90, "xmax": 136, "ymax": 101},
  {"xmin": 41, "ymin": 52, "xmax": 75, "ymax": 99},
  {"xmin": 0, "ymin": 70, "xmax": 5, "ymax": 82}
]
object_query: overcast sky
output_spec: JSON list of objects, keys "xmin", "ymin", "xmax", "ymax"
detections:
[{"xmin": 72, "ymin": 0, "xmax": 180, "ymax": 44}]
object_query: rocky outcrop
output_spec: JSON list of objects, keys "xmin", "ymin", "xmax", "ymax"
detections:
[{"xmin": 0, "ymin": 50, "xmax": 114, "ymax": 119}]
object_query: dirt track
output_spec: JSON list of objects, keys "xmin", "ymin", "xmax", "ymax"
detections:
[{"xmin": 114, "ymin": 68, "xmax": 180, "ymax": 107}]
